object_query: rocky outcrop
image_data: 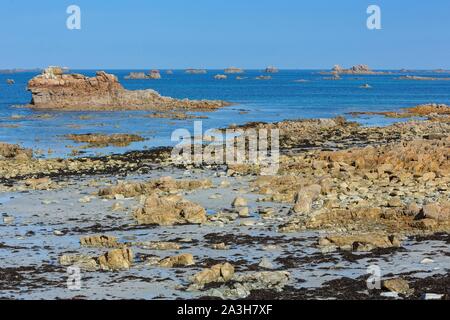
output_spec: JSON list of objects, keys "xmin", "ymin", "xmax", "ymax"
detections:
[
  {"xmin": 0, "ymin": 143, "xmax": 32, "ymax": 160},
  {"xmin": 133, "ymin": 194, "xmax": 207, "ymax": 226},
  {"xmin": 148, "ymin": 70, "xmax": 161, "ymax": 79},
  {"xmin": 124, "ymin": 72, "xmax": 147, "ymax": 79},
  {"xmin": 185, "ymin": 69, "xmax": 207, "ymax": 74},
  {"xmin": 327, "ymin": 64, "xmax": 389, "ymax": 75},
  {"xmin": 318, "ymin": 233, "xmax": 402, "ymax": 252},
  {"xmin": 27, "ymin": 67, "xmax": 229, "ymax": 111},
  {"xmin": 224, "ymin": 67, "xmax": 244, "ymax": 74},
  {"xmin": 264, "ymin": 66, "xmax": 279, "ymax": 73},
  {"xmin": 124, "ymin": 70, "xmax": 161, "ymax": 79},
  {"xmin": 65, "ymin": 133, "xmax": 145, "ymax": 148}
]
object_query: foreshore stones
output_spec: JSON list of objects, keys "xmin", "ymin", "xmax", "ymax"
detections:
[
  {"xmin": 98, "ymin": 176, "xmax": 212, "ymax": 199},
  {"xmin": 59, "ymin": 254, "xmax": 99, "ymax": 271},
  {"xmin": 158, "ymin": 254, "xmax": 195, "ymax": 268},
  {"xmin": 190, "ymin": 263, "xmax": 235, "ymax": 288},
  {"xmin": 383, "ymin": 278, "xmax": 413, "ymax": 295},
  {"xmin": 27, "ymin": 67, "xmax": 229, "ymax": 111},
  {"xmin": 292, "ymin": 184, "xmax": 322, "ymax": 214},
  {"xmin": 232, "ymin": 196, "xmax": 247, "ymax": 208},
  {"xmin": 318, "ymin": 233, "xmax": 402, "ymax": 252},
  {"xmin": 97, "ymin": 248, "xmax": 133, "ymax": 271},
  {"xmin": 420, "ymin": 202, "xmax": 450, "ymax": 221},
  {"xmin": 80, "ymin": 235, "xmax": 120, "ymax": 248},
  {"xmin": 133, "ymin": 194, "xmax": 207, "ymax": 226},
  {"xmin": 207, "ymin": 271, "xmax": 290, "ymax": 299}
]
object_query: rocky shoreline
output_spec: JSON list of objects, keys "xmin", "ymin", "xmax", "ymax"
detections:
[{"xmin": 0, "ymin": 106, "xmax": 449, "ymax": 300}]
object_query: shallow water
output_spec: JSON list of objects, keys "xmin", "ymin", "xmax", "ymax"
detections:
[{"xmin": 1, "ymin": 69, "xmax": 450, "ymax": 158}]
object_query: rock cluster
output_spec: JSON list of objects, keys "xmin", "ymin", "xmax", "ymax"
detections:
[
  {"xmin": 60, "ymin": 248, "xmax": 133, "ymax": 271},
  {"xmin": 27, "ymin": 67, "xmax": 229, "ymax": 111},
  {"xmin": 98, "ymin": 176, "xmax": 212, "ymax": 199}
]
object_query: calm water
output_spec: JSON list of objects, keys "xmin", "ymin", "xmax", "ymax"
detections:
[{"xmin": 1, "ymin": 69, "xmax": 450, "ymax": 158}]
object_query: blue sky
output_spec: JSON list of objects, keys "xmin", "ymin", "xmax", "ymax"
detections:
[{"xmin": 0, "ymin": 0, "xmax": 449, "ymax": 69}]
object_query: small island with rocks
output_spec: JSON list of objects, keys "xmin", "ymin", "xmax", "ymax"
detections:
[{"xmin": 26, "ymin": 67, "xmax": 230, "ymax": 111}]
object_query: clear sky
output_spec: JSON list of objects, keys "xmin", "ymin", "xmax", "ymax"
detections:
[{"xmin": 0, "ymin": 0, "xmax": 449, "ymax": 69}]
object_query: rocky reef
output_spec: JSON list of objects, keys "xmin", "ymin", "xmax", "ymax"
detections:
[
  {"xmin": 185, "ymin": 69, "xmax": 207, "ymax": 74},
  {"xmin": 324, "ymin": 64, "xmax": 390, "ymax": 75},
  {"xmin": 27, "ymin": 67, "xmax": 230, "ymax": 111},
  {"xmin": 124, "ymin": 70, "xmax": 161, "ymax": 80}
]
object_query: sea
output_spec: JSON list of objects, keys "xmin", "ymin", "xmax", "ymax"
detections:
[{"xmin": 1, "ymin": 69, "xmax": 450, "ymax": 158}]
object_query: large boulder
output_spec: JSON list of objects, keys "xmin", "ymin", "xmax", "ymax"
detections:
[
  {"xmin": 97, "ymin": 248, "xmax": 133, "ymax": 271},
  {"xmin": 133, "ymin": 194, "xmax": 207, "ymax": 226}
]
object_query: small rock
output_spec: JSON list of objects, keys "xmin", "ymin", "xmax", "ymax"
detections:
[
  {"xmin": 3, "ymin": 216, "xmax": 14, "ymax": 224},
  {"xmin": 420, "ymin": 258, "xmax": 434, "ymax": 264},
  {"xmin": 232, "ymin": 196, "xmax": 247, "ymax": 208},
  {"xmin": 238, "ymin": 207, "xmax": 250, "ymax": 217},
  {"xmin": 383, "ymin": 278, "xmax": 413, "ymax": 295}
]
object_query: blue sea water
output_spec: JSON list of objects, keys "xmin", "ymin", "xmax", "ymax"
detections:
[{"xmin": 1, "ymin": 69, "xmax": 450, "ymax": 158}]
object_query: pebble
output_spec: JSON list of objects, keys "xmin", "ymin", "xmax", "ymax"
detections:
[
  {"xmin": 3, "ymin": 216, "xmax": 14, "ymax": 224},
  {"xmin": 420, "ymin": 258, "xmax": 434, "ymax": 264}
]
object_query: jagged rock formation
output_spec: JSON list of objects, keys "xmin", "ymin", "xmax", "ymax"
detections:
[{"xmin": 27, "ymin": 67, "xmax": 229, "ymax": 111}]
